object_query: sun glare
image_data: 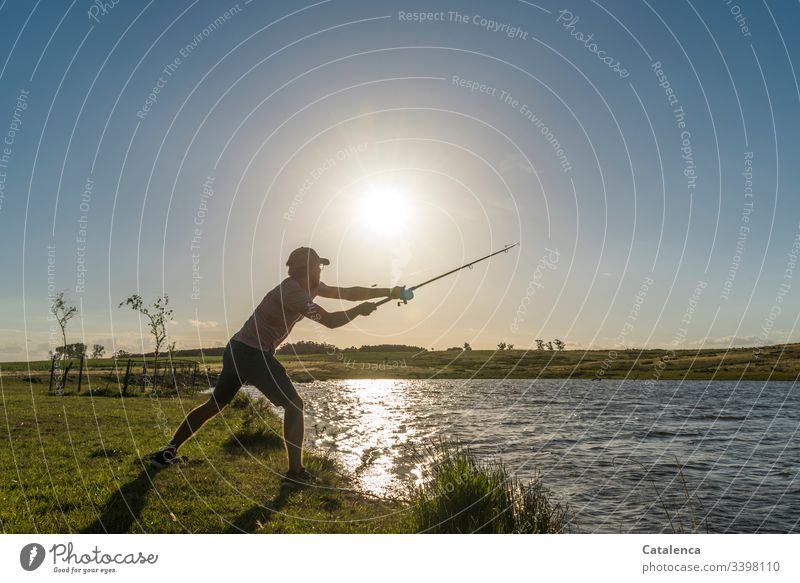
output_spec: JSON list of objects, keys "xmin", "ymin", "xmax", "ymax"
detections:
[{"xmin": 359, "ymin": 184, "xmax": 409, "ymax": 232}]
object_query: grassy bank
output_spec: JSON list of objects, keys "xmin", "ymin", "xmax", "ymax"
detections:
[
  {"xmin": 0, "ymin": 378, "xmax": 407, "ymax": 533},
  {"xmin": 0, "ymin": 378, "xmax": 566, "ymax": 534},
  {"xmin": 6, "ymin": 342, "xmax": 800, "ymax": 382}
]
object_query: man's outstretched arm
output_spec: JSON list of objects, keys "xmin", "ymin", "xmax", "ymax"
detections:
[{"xmin": 317, "ymin": 284, "xmax": 407, "ymax": 302}]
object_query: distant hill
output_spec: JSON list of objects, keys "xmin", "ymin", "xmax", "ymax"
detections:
[
  {"xmin": 275, "ymin": 342, "xmax": 427, "ymax": 355},
  {"xmin": 165, "ymin": 342, "xmax": 428, "ymax": 357},
  {"xmin": 169, "ymin": 346, "xmax": 226, "ymax": 357}
]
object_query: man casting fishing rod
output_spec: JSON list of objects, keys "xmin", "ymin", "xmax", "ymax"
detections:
[
  {"xmin": 149, "ymin": 246, "xmax": 414, "ymax": 486},
  {"xmin": 148, "ymin": 243, "xmax": 517, "ymax": 487}
]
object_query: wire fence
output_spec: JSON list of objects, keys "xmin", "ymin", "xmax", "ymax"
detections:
[{"xmin": 48, "ymin": 356, "xmax": 215, "ymax": 397}]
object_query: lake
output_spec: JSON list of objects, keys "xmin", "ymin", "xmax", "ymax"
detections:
[{"xmin": 245, "ymin": 378, "xmax": 799, "ymax": 533}]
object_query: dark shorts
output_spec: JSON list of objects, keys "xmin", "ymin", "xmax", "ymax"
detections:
[{"xmin": 211, "ymin": 339, "xmax": 298, "ymax": 408}]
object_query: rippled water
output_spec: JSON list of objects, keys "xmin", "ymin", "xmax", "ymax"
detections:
[{"xmin": 246, "ymin": 379, "xmax": 799, "ymax": 533}]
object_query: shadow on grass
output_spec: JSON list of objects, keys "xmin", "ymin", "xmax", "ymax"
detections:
[
  {"xmin": 225, "ymin": 488, "xmax": 292, "ymax": 533},
  {"xmin": 81, "ymin": 466, "xmax": 158, "ymax": 534},
  {"xmin": 224, "ymin": 454, "xmax": 341, "ymax": 532},
  {"xmin": 221, "ymin": 429, "xmax": 284, "ymax": 455}
]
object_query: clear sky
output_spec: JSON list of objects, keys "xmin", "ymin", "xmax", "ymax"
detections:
[{"xmin": 1, "ymin": 0, "xmax": 799, "ymax": 360}]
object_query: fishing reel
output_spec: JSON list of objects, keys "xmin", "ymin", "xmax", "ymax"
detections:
[{"xmin": 396, "ymin": 285, "xmax": 414, "ymax": 306}]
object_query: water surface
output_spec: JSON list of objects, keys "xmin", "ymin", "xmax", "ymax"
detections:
[{"xmin": 247, "ymin": 378, "xmax": 799, "ymax": 532}]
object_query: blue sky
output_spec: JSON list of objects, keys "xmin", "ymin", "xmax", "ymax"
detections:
[{"xmin": 1, "ymin": 0, "xmax": 799, "ymax": 360}]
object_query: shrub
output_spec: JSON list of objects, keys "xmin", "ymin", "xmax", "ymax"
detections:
[{"xmin": 408, "ymin": 440, "xmax": 568, "ymax": 533}]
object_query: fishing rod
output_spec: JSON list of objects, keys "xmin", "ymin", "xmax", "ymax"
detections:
[{"xmin": 374, "ymin": 242, "xmax": 520, "ymax": 307}]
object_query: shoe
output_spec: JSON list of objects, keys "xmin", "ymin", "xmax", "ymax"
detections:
[
  {"xmin": 281, "ymin": 468, "xmax": 318, "ymax": 488},
  {"xmin": 149, "ymin": 446, "xmax": 180, "ymax": 469}
]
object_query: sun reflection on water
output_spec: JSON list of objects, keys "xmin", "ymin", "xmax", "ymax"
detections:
[{"xmin": 310, "ymin": 379, "xmax": 417, "ymax": 496}]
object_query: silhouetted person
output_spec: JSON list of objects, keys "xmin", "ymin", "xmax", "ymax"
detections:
[{"xmin": 148, "ymin": 247, "xmax": 412, "ymax": 486}]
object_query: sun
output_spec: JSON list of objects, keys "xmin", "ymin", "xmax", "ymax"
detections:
[{"xmin": 358, "ymin": 184, "xmax": 409, "ymax": 232}]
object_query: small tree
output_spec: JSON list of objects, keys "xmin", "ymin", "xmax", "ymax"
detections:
[
  {"xmin": 50, "ymin": 292, "xmax": 78, "ymax": 360},
  {"xmin": 553, "ymin": 339, "xmax": 565, "ymax": 351},
  {"xmin": 53, "ymin": 342, "xmax": 87, "ymax": 360},
  {"xmin": 463, "ymin": 342, "xmax": 472, "ymax": 351},
  {"xmin": 546, "ymin": 341, "xmax": 554, "ymax": 351},
  {"xmin": 497, "ymin": 341, "xmax": 507, "ymax": 351},
  {"xmin": 119, "ymin": 294, "xmax": 173, "ymax": 366},
  {"xmin": 535, "ymin": 339, "xmax": 545, "ymax": 351},
  {"xmin": 68, "ymin": 343, "xmax": 87, "ymax": 359},
  {"xmin": 51, "ymin": 343, "xmax": 86, "ymax": 360},
  {"xmin": 507, "ymin": 344, "xmax": 514, "ymax": 350},
  {"xmin": 113, "ymin": 349, "xmax": 130, "ymax": 359},
  {"xmin": 91, "ymin": 344, "xmax": 105, "ymax": 359}
]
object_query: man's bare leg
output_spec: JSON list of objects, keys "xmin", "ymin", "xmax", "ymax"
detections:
[
  {"xmin": 167, "ymin": 398, "xmax": 224, "ymax": 450},
  {"xmin": 283, "ymin": 395, "xmax": 305, "ymax": 473}
]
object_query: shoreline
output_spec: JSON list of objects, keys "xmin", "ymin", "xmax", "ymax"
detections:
[{"xmin": 0, "ymin": 378, "xmax": 566, "ymax": 533}]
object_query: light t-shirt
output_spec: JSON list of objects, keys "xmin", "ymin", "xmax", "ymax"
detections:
[{"xmin": 234, "ymin": 278, "xmax": 327, "ymax": 352}]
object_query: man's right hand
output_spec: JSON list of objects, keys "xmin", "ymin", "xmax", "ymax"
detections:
[{"xmin": 356, "ymin": 302, "xmax": 377, "ymax": 316}]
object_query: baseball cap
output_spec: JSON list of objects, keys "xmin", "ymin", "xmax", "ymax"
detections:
[{"xmin": 286, "ymin": 247, "xmax": 330, "ymax": 267}]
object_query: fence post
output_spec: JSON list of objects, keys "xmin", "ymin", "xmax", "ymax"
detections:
[
  {"xmin": 58, "ymin": 362, "xmax": 72, "ymax": 394},
  {"xmin": 191, "ymin": 362, "xmax": 198, "ymax": 393},
  {"xmin": 77, "ymin": 355, "xmax": 84, "ymax": 393},
  {"xmin": 123, "ymin": 359, "xmax": 132, "ymax": 396},
  {"xmin": 49, "ymin": 356, "xmax": 56, "ymax": 393}
]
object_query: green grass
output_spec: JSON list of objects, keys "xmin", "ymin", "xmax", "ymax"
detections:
[
  {"xmin": 408, "ymin": 441, "xmax": 568, "ymax": 533},
  {"xmin": 0, "ymin": 378, "xmax": 408, "ymax": 533}
]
